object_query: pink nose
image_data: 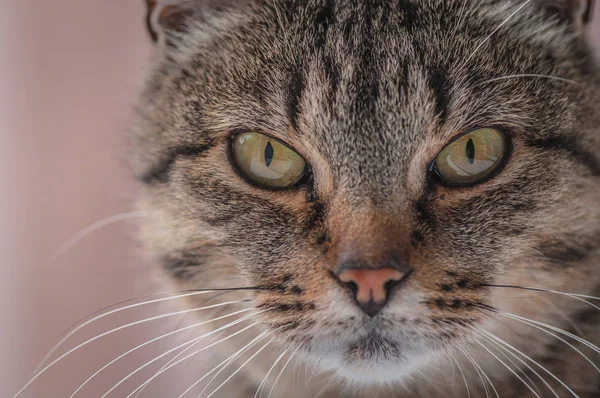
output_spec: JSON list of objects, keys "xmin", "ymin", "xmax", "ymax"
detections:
[{"xmin": 337, "ymin": 268, "xmax": 407, "ymax": 316}]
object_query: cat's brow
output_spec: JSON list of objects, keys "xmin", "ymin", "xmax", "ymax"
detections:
[{"xmin": 140, "ymin": 141, "xmax": 218, "ymax": 184}]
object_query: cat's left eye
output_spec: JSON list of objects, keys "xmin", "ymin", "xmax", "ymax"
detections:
[
  {"xmin": 230, "ymin": 132, "xmax": 306, "ymax": 189},
  {"xmin": 431, "ymin": 127, "xmax": 508, "ymax": 186}
]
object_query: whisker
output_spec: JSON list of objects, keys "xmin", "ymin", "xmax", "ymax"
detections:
[
  {"xmin": 536, "ymin": 296, "xmax": 586, "ymax": 339},
  {"xmin": 12, "ymin": 300, "xmax": 245, "ymax": 398},
  {"xmin": 195, "ymin": 323, "xmax": 293, "ymax": 398},
  {"xmin": 132, "ymin": 334, "xmax": 221, "ymax": 398},
  {"xmin": 254, "ymin": 347, "xmax": 291, "ymax": 398},
  {"xmin": 135, "ymin": 330, "xmax": 230, "ymax": 398},
  {"xmin": 180, "ymin": 330, "xmax": 272, "ymax": 397},
  {"xmin": 315, "ymin": 375, "xmax": 336, "ymax": 398},
  {"xmin": 33, "ymin": 289, "xmax": 252, "ymax": 376},
  {"xmin": 474, "ymin": 328, "xmax": 552, "ymax": 398},
  {"xmin": 448, "ymin": 351, "xmax": 471, "ymax": 398},
  {"xmin": 476, "ymin": 74, "xmax": 580, "ymax": 87},
  {"xmin": 268, "ymin": 344, "xmax": 302, "ymax": 398},
  {"xmin": 458, "ymin": 346, "xmax": 499, "ymax": 398},
  {"xmin": 132, "ymin": 292, "xmax": 261, "ymax": 398},
  {"xmin": 474, "ymin": 338, "xmax": 542, "ymax": 398},
  {"xmin": 494, "ymin": 311, "xmax": 600, "ymax": 373},
  {"xmin": 480, "ymin": 331, "xmax": 541, "ymax": 397},
  {"xmin": 484, "ymin": 284, "xmax": 600, "ymax": 306},
  {"xmin": 124, "ymin": 311, "xmax": 270, "ymax": 398},
  {"xmin": 69, "ymin": 308, "xmax": 252, "ymax": 397},
  {"xmin": 478, "ymin": 327, "xmax": 578, "ymax": 398},
  {"xmin": 45, "ymin": 210, "xmax": 151, "ymax": 269},
  {"xmin": 499, "ymin": 310, "xmax": 600, "ymax": 354},
  {"xmin": 204, "ymin": 337, "xmax": 278, "ymax": 398},
  {"xmin": 456, "ymin": 346, "xmax": 490, "ymax": 398},
  {"xmin": 120, "ymin": 319, "xmax": 263, "ymax": 398},
  {"xmin": 464, "ymin": 0, "xmax": 532, "ymax": 65}
]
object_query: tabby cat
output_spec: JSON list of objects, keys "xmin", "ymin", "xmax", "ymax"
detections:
[{"xmin": 133, "ymin": 0, "xmax": 600, "ymax": 396}]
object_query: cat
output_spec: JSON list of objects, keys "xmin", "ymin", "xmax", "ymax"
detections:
[{"xmin": 131, "ymin": 0, "xmax": 600, "ymax": 396}]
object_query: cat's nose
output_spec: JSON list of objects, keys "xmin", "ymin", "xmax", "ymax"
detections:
[{"xmin": 334, "ymin": 266, "xmax": 412, "ymax": 317}]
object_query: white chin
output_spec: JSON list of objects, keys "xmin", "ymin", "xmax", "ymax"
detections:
[{"xmin": 312, "ymin": 347, "xmax": 429, "ymax": 385}]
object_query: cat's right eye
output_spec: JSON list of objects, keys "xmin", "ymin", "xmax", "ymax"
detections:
[{"xmin": 230, "ymin": 132, "xmax": 307, "ymax": 189}]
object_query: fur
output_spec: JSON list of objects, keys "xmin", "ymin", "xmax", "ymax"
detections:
[{"xmin": 132, "ymin": 1, "xmax": 600, "ymax": 396}]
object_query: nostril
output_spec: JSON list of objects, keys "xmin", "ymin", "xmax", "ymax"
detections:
[
  {"xmin": 384, "ymin": 278, "xmax": 398, "ymax": 294},
  {"xmin": 344, "ymin": 280, "xmax": 358, "ymax": 295}
]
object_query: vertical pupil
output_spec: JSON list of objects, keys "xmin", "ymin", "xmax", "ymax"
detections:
[
  {"xmin": 265, "ymin": 141, "xmax": 274, "ymax": 167},
  {"xmin": 466, "ymin": 138, "xmax": 475, "ymax": 165}
]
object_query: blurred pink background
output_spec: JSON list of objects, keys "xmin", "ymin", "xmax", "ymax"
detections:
[{"xmin": 1, "ymin": 1, "xmax": 599, "ymax": 397}]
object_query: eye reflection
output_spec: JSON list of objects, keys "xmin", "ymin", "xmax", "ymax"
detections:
[
  {"xmin": 231, "ymin": 132, "xmax": 306, "ymax": 189},
  {"xmin": 433, "ymin": 128, "xmax": 507, "ymax": 185}
]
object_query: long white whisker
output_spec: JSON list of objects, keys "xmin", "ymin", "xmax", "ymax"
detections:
[
  {"xmin": 132, "ymin": 332, "xmax": 221, "ymax": 398},
  {"xmin": 32, "ymin": 290, "xmax": 222, "ymax": 377},
  {"xmin": 179, "ymin": 330, "xmax": 272, "ymax": 397},
  {"xmin": 458, "ymin": 346, "xmax": 499, "ymax": 398},
  {"xmin": 496, "ymin": 311, "xmax": 600, "ymax": 373},
  {"xmin": 125, "ymin": 311, "xmax": 269, "ymax": 398},
  {"xmin": 475, "ymin": 329, "xmax": 551, "ymax": 398},
  {"xmin": 457, "ymin": 346, "xmax": 490, "ymax": 398},
  {"xmin": 204, "ymin": 338, "xmax": 276, "ymax": 398},
  {"xmin": 474, "ymin": 338, "xmax": 541, "ymax": 398},
  {"xmin": 121, "ymin": 319, "xmax": 262, "ymax": 398},
  {"xmin": 465, "ymin": 0, "xmax": 532, "ymax": 65},
  {"xmin": 488, "ymin": 285, "xmax": 600, "ymax": 305},
  {"xmin": 268, "ymin": 344, "xmax": 301, "ymax": 398},
  {"xmin": 69, "ymin": 308, "xmax": 252, "ymax": 397},
  {"xmin": 478, "ymin": 327, "xmax": 577, "ymax": 398},
  {"xmin": 479, "ymin": 330, "xmax": 541, "ymax": 397},
  {"xmin": 254, "ymin": 347, "xmax": 291, "ymax": 398},
  {"xmin": 119, "ymin": 322, "xmax": 259, "ymax": 398},
  {"xmin": 536, "ymin": 296, "xmax": 586, "ymax": 338},
  {"xmin": 12, "ymin": 299, "xmax": 240, "ymax": 398},
  {"xmin": 500, "ymin": 311, "xmax": 600, "ymax": 354},
  {"xmin": 195, "ymin": 323, "xmax": 292, "ymax": 398}
]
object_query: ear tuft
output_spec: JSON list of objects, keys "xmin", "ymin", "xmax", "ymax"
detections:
[{"xmin": 145, "ymin": 0, "xmax": 193, "ymax": 43}]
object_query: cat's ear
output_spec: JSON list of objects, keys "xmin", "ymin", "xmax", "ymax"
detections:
[
  {"xmin": 535, "ymin": 0, "xmax": 595, "ymax": 27},
  {"xmin": 145, "ymin": 0, "xmax": 249, "ymax": 44},
  {"xmin": 145, "ymin": 0, "xmax": 195, "ymax": 44}
]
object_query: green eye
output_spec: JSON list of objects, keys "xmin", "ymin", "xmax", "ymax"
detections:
[
  {"xmin": 432, "ymin": 128, "xmax": 508, "ymax": 186},
  {"xmin": 231, "ymin": 132, "xmax": 306, "ymax": 189}
]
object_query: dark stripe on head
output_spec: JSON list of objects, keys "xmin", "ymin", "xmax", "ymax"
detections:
[
  {"xmin": 353, "ymin": 4, "xmax": 380, "ymax": 117},
  {"xmin": 398, "ymin": 0, "xmax": 420, "ymax": 33},
  {"xmin": 322, "ymin": 54, "xmax": 340, "ymax": 101},
  {"xmin": 287, "ymin": 68, "xmax": 305, "ymax": 131},
  {"xmin": 313, "ymin": 0, "xmax": 334, "ymax": 49},
  {"xmin": 140, "ymin": 141, "xmax": 217, "ymax": 184},
  {"xmin": 428, "ymin": 66, "xmax": 451, "ymax": 123},
  {"xmin": 529, "ymin": 135, "xmax": 600, "ymax": 176},
  {"xmin": 311, "ymin": 0, "xmax": 339, "ymax": 99}
]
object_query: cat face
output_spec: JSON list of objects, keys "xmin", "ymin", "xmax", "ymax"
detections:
[{"xmin": 134, "ymin": 0, "xmax": 600, "ymax": 385}]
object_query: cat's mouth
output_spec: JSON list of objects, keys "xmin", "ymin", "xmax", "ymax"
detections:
[{"xmin": 302, "ymin": 328, "xmax": 432, "ymax": 384}]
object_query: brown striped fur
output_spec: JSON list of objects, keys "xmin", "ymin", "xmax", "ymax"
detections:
[{"xmin": 133, "ymin": 0, "xmax": 600, "ymax": 396}]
